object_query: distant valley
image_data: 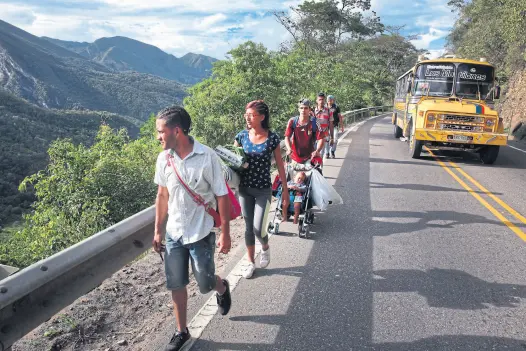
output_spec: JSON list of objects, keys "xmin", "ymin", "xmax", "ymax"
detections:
[
  {"xmin": 0, "ymin": 19, "xmax": 217, "ymax": 228},
  {"xmin": 42, "ymin": 36, "xmax": 217, "ymax": 85},
  {"xmin": 0, "ymin": 89, "xmax": 141, "ymax": 227},
  {"xmin": 0, "ymin": 20, "xmax": 217, "ymax": 121}
]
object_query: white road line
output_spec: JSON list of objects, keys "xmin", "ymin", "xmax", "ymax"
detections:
[
  {"xmin": 508, "ymin": 145, "xmax": 526, "ymax": 154},
  {"xmin": 184, "ymin": 240, "xmax": 271, "ymax": 350},
  {"xmin": 184, "ymin": 112, "xmax": 388, "ymax": 350},
  {"xmin": 337, "ymin": 114, "xmax": 387, "ymax": 143}
]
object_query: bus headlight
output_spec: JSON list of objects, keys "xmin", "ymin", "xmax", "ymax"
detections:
[
  {"xmin": 486, "ymin": 119, "xmax": 495, "ymax": 126},
  {"xmin": 427, "ymin": 113, "xmax": 436, "ymax": 122}
]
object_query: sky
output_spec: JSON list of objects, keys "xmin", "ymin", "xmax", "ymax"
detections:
[{"xmin": 0, "ymin": 0, "xmax": 455, "ymax": 59}]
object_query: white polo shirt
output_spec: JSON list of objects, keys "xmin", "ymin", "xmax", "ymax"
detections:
[{"xmin": 154, "ymin": 139, "xmax": 228, "ymax": 244}]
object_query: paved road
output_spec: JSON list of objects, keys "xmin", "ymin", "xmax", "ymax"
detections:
[{"xmin": 191, "ymin": 115, "xmax": 526, "ymax": 350}]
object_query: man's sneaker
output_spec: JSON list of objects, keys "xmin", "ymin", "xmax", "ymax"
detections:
[
  {"xmin": 216, "ymin": 279, "xmax": 231, "ymax": 315},
  {"xmin": 165, "ymin": 329, "xmax": 191, "ymax": 351},
  {"xmin": 260, "ymin": 247, "xmax": 270, "ymax": 268},
  {"xmin": 331, "ymin": 151, "xmax": 335, "ymax": 158},
  {"xmin": 242, "ymin": 262, "xmax": 256, "ymax": 279},
  {"xmin": 325, "ymin": 153, "xmax": 330, "ymax": 159}
]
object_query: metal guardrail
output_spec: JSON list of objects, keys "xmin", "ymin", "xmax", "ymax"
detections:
[
  {"xmin": 0, "ymin": 105, "xmax": 391, "ymax": 350},
  {"xmin": 341, "ymin": 105, "xmax": 392, "ymax": 128}
]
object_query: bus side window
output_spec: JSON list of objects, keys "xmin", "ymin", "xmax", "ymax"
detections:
[{"xmin": 406, "ymin": 74, "xmax": 413, "ymax": 94}]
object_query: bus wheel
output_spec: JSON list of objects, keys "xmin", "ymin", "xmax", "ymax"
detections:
[
  {"xmin": 394, "ymin": 123, "xmax": 403, "ymax": 138},
  {"xmin": 408, "ymin": 125, "xmax": 422, "ymax": 159},
  {"xmin": 479, "ymin": 146, "xmax": 499, "ymax": 164}
]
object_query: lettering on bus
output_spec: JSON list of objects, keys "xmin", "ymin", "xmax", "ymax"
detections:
[
  {"xmin": 424, "ymin": 65, "xmax": 454, "ymax": 80},
  {"xmin": 458, "ymin": 71, "xmax": 487, "ymax": 81}
]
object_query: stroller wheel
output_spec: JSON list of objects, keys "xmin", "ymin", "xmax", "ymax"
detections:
[
  {"xmin": 268, "ymin": 222, "xmax": 280, "ymax": 235},
  {"xmin": 298, "ymin": 220, "xmax": 305, "ymax": 238},
  {"xmin": 305, "ymin": 210, "xmax": 314, "ymax": 224}
]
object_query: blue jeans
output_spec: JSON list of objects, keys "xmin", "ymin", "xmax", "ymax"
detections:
[
  {"xmin": 317, "ymin": 137, "xmax": 333, "ymax": 155},
  {"xmin": 164, "ymin": 232, "xmax": 217, "ymax": 293}
]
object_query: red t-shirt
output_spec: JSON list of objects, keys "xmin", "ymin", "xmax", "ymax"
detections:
[
  {"xmin": 285, "ymin": 117, "xmax": 322, "ymax": 163},
  {"xmin": 314, "ymin": 106, "xmax": 334, "ymax": 139}
]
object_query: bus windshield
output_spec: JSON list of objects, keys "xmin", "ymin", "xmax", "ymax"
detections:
[
  {"xmin": 413, "ymin": 63, "xmax": 455, "ymax": 97},
  {"xmin": 455, "ymin": 64, "xmax": 494, "ymax": 100}
]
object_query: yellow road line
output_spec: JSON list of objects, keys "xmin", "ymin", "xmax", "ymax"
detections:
[
  {"xmin": 426, "ymin": 149, "xmax": 526, "ymax": 242},
  {"xmin": 447, "ymin": 161, "xmax": 526, "ymax": 225}
]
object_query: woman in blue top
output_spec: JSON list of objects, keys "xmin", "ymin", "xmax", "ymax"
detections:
[{"xmin": 234, "ymin": 100, "xmax": 289, "ymax": 279}]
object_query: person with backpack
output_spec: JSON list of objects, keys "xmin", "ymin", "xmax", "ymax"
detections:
[
  {"xmin": 284, "ymin": 99, "xmax": 326, "ymax": 170},
  {"xmin": 152, "ymin": 106, "xmax": 232, "ymax": 351},
  {"xmin": 234, "ymin": 100, "xmax": 289, "ymax": 279},
  {"xmin": 327, "ymin": 95, "xmax": 344, "ymax": 158}
]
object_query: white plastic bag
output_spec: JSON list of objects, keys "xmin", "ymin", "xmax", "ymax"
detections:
[
  {"xmin": 309, "ymin": 170, "xmax": 343, "ymax": 211},
  {"xmin": 328, "ymin": 182, "xmax": 343, "ymax": 206}
]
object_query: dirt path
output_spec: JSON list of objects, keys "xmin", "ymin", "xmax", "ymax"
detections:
[{"xmin": 13, "ymin": 219, "xmax": 247, "ymax": 351}]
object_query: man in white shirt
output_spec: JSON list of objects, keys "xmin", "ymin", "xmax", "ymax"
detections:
[{"xmin": 153, "ymin": 106, "xmax": 232, "ymax": 351}]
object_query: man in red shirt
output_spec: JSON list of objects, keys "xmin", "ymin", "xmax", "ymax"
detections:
[
  {"xmin": 314, "ymin": 92, "xmax": 334, "ymax": 159},
  {"xmin": 284, "ymin": 99, "xmax": 325, "ymax": 170}
]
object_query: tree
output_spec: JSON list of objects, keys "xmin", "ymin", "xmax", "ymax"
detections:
[
  {"xmin": 0, "ymin": 123, "xmax": 160, "ymax": 268},
  {"xmin": 274, "ymin": 0, "xmax": 384, "ymax": 53},
  {"xmin": 447, "ymin": 0, "xmax": 526, "ymax": 73}
]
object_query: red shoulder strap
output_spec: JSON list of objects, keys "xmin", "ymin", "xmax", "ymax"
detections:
[{"xmin": 165, "ymin": 152, "xmax": 208, "ymax": 208}]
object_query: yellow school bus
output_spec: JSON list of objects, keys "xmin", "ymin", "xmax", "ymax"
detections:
[{"xmin": 392, "ymin": 56, "xmax": 507, "ymax": 164}]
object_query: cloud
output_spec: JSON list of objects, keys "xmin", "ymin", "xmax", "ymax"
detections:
[
  {"xmin": 0, "ymin": 0, "xmax": 455, "ymax": 57},
  {"xmin": 371, "ymin": 0, "xmax": 454, "ymax": 50},
  {"xmin": 410, "ymin": 28, "xmax": 449, "ymax": 50},
  {"xmin": 1, "ymin": 3, "xmax": 37, "ymax": 25},
  {"xmin": 0, "ymin": 0, "xmax": 294, "ymax": 58}
]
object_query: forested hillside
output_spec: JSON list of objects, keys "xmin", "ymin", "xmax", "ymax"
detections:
[
  {"xmin": 185, "ymin": 0, "xmax": 418, "ymax": 147},
  {"xmin": 0, "ymin": 20, "xmax": 186, "ymax": 120},
  {"xmin": 0, "ymin": 89, "xmax": 141, "ymax": 229},
  {"xmin": 447, "ymin": 0, "xmax": 526, "ymax": 138},
  {"xmin": 42, "ymin": 36, "xmax": 217, "ymax": 84}
]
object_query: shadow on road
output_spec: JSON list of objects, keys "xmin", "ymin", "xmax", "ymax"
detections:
[
  {"xmin": 375, "ymin": 335, "xmax": 526, "ymax": 351},
  {"xmin": 194, "ymin": 117, "xmax": 526, "ymax": 351},
  {"xmin": 370, "ymin": 181, "xmax": 503, "ymax": 195},
  {"xmin": 369, "ymin": 157, "xmax": 440, "ymax": 167},
  {"xmin": 369, "ymin": 209, "xmax": 516, "ymax": 236},
  {"xmin": 194, "ymin": 334, "xmax": 526, "ymax": 351},
  {"xmin": 423, "ymin": 149, "xmax": 526, "ymax": 170},
  {"xmin": 374, "ymin": 268, "xmax": 526, "ymax": 310}
]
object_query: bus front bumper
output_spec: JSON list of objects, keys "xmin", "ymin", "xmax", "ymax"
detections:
[{"xmin": 415, "ymin": 129, "xmax": 508, "ymax": 147}]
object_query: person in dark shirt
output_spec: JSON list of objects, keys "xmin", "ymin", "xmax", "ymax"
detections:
[
  {"xmin": 234, "ymin": 100, "xmax": 289, "ymax": 279},
  {"xmin": 327, "ymin": 95, "xmax": 344, "ymax": 158}
]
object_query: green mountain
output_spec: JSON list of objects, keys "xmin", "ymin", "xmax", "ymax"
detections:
[
  {"xmin": 0, "ymin": 20, "xmax": 186, "ymax": 121},
  {"xmin": 0, "ymin": 88, "xmax": 141, "ymax": 227},
  {"xmin": 42, "ymin": 36, "xmax": 218, "ymax": 84}
]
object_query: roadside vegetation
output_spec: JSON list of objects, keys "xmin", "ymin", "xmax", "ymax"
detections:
[{"xmin": 0, "ymin": 0, "xmax": 419, "ymax": 269}]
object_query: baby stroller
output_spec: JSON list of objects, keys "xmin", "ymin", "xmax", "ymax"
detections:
[{"xmin": 267, "ymin": 157, "xmax": 322, "ymax": 238}]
